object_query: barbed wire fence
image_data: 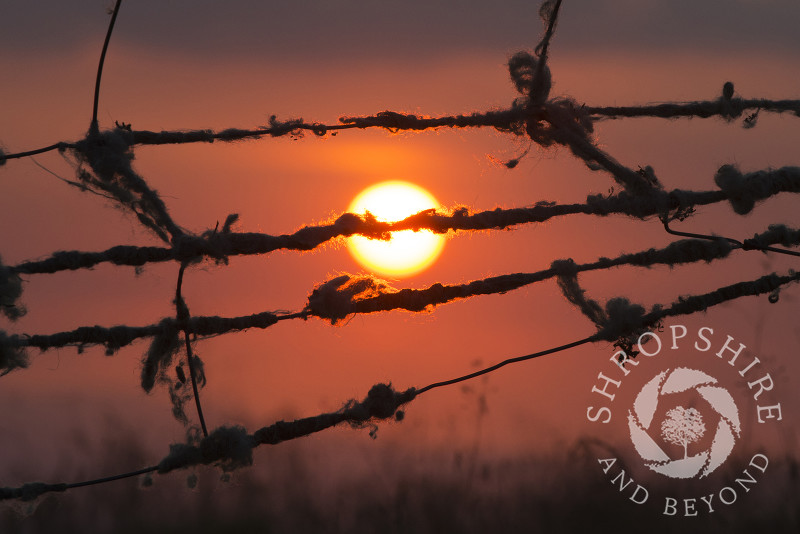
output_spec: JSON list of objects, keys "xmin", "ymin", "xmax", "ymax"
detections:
[{"xmin": 1, "ymin": 0, "xmax": 799, "ymax": 502}]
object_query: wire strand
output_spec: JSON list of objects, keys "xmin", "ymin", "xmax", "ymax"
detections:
[
  {"xmin": 417, "ymin": 336, "xmax": 594, "ymax": 395},
  {"xmin": 176, "ymin": 264, "xmax": 209, "ymax": 438},
  {"xmin": 91, "ymin": 0, "xmax": 123, "ymax": 132}
]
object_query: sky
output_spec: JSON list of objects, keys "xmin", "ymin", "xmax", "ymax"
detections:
[{"xmin": 1, "ymin": 1, "xmax": 799, "ymax": 531}]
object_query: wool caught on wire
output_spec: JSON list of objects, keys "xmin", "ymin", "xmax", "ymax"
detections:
[
  {"xmin": 13, "ymin": 168, "xmax": 800, "ymax": 278},
  {"xmin": 3, "ymin": 225, "xmax": 793, "ymax": 373},
  {"xmin": 71, "ymin": 127, "xmax": 185, "ymax": 244},
  {"xmin": 157, "ymin": 425, "xmax": 255, "ymax": 474},
  {"xmin": 155, "ymin": 384, "xmax": 416, "ymax": 475},
  {"xmin": 2, "ymin": 262, "xmax": 799, "ymax": 502},
  {"xmin": 0, "ymin": 255, "xmax": 25, "ymax": 320},
  {"xmin": 714, "ymin": 164, "xmax": 800, "ymax": 215},
  {"xmin": 743, "ymin": 224, "xmax": 800, "ymax": 250},
  {"xmin": 0, "ymin": 331, "xmax": 28, "ymax": 376},
  {"xmin": 585, "ymin": 84, "xmax": 800, "ymax": 123}
]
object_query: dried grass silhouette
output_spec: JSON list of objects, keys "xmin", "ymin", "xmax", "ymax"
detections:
[{"xmin": 1, "ymin": 0, "xmax": 799, "ymax": 503}]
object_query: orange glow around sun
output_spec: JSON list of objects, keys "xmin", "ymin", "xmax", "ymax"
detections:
[{"xmin": 347, "ymin": 181, "xmax": 445, "ymax": 277}]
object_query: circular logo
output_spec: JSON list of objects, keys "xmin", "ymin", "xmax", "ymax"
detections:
[{"xmin": 627, "ymin": 367, "xmax": 741, "ymax": 479}]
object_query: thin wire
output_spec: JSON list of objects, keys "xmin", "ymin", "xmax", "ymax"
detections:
[
  {"xmin": 30, "ymin": 157, "xmax": 117, "ymax": 201},
  {"xmin": 417, "ymin": 336, "xmax": 595, "ymax": 395},
  {"xmin": 662, "ymin": 218, "xmax": 742, "ymax": 246},
  {"xmin": 1, "ymin": 332, "xmax": 597, "ymax": 502},
  {"xmin": 66, "ymin": 465, "xmax": 157, "ymax": 490},
  {"xmin": 0, "ymin": 143, "xmax": 72, "ymax": 162},
  {"xmin": 91, "ymin": 0, "xmax": 123, "ymax": 132},
  {"xmin": 176, "ymin": 264, "xmax": 209, "ymax": 438},
  {"xmin": 663, "ymin": 219, "xmax": 800, "ymax": 258}
]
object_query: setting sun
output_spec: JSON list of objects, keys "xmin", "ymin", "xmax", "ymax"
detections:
[{"xmin": 347, "ymin": 181, "xmax": 445, "ymax": 277}]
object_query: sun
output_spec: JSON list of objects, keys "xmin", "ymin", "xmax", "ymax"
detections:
[{"xmin": 347, "ymin": 181, "xmax": 445, "ymax": 277}]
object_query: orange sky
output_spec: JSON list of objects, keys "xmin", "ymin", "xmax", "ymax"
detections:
[{"xmin": 1, "ymin": 1, "xmax": 799, "ymax": 528}]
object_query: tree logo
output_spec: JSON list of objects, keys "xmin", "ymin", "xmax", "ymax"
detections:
[
  {"xmin": 661, "ymin": 406, "xmax": 706, "ymax": 459},
  {"xmin": 627, "ymin": 367, "xmax": 741, "ymax": 479}
]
